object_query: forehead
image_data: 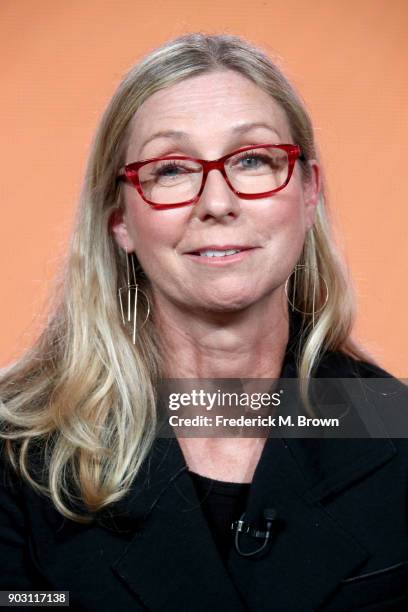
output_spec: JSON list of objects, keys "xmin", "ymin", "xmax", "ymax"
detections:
[{"xmin": 126, "ymin": 70, "xmax": 291, "ymax": 156}]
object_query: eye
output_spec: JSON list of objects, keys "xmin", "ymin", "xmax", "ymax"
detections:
[
  {"xmin": 154, "ymin": 161, "xmax": 188, "ymax": 177},
  {"xmin": 149, "ymin": 159, "xmax": 201, "ymax": 182},
  {"xmin": 229, "ymin": 148, "xmax": 288, "ymax": 174},
  {"xmin": 235, "ymin": 153, "xmax": 268, "ymax": 169}
]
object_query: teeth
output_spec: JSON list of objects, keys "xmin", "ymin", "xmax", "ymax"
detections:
[{"xmin": 199, "ymin": 249, "xmax": 241, "ymax": 257}]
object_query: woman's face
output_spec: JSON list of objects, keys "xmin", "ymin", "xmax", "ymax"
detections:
[{"xmin": 112, "ymin": 70, "xmax": 320, "ymax": 316}]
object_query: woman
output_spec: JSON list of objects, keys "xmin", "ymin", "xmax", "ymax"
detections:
[{"xmin": 0, "ymin": 33, "xmax": 407, "ymax": 611}]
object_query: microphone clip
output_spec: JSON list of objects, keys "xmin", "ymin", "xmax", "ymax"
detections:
[{"xmin": 231, "ymin": 508, "xmax": 278, "ymax": 558}]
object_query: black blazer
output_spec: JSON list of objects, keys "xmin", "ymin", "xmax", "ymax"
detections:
[{"xmin": 1, "ymin": 349, "xmax": 408, "ymax": 611}]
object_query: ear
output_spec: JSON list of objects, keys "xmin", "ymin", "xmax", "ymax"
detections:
[
  {"xmin": 303, "ymin": 160, "xmax": 321, "ymax": 231},
  {"xmin": 109, "ymin": 208, "xmax": 135, "ymax": 252}
]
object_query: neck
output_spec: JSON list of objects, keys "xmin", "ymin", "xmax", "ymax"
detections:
[{"xmin": 155, "ymin": 291, "xmax": 290, "ymax": 379}]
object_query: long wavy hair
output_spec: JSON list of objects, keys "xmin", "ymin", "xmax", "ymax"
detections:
[{"xmin": 0, "ymin": 33, "xmax": 374, "ymax": 522}]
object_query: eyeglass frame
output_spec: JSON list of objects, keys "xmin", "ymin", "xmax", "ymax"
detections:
[{"xmin": 116, "ymin": 143, "xmax": 304, "ymax": 210}]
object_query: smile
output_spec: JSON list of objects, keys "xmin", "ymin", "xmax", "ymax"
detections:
[{"xmin": 184, "ymin": 247, "xmax": 258, "ymax": 265}]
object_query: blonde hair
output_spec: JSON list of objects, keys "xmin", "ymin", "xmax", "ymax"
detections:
[{"xmin": 0, "ymin": 33, "xmax": 374, "ymax": 522}]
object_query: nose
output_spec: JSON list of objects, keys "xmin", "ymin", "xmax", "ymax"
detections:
[{"xmin": 194, "ymin": 168, "xmax": 241, "ymax": 222}]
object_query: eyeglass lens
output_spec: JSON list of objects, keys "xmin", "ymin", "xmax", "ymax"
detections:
[{"xmin": 137, "ymin": 147, "xmax": 290, "ymax": 205}]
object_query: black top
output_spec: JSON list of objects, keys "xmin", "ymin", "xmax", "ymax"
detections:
[{"xmin": 188, "ymin": 470, "xmax": 251, "ymax": 563}]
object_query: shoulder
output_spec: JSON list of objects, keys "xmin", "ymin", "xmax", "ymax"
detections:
[
  {"xmin": 315, "ymin": 350, "xmax": 408, "ymax": 457},
  {"xmin": 316, "ymin": 350, "xmax": 397, "ymax": 378}
]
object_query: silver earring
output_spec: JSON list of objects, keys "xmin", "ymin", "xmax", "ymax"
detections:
[
  {"xmin": 284, "ymin": 264, "xmax": 329, "ymax": 328},
  {"xmin": 118, "ymin": 252, "xmax": 150, "ymax": 345}
]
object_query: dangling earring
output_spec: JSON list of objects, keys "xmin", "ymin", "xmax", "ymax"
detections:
[
  {"xmin": 284, "ymin": 264, "xmax": 329, "ymax": 328},
  {"xmin": 118, "ymin": 252, "xmax": 150, "ymax": 345}
]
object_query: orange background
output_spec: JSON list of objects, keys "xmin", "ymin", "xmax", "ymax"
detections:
[{"xmin": 1, "ymin": 0, "xmax": 407, "ymax": 376}]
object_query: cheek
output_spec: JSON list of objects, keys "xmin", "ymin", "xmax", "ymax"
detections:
[
  {"xmin": 255, "ymin": 189, "xmax": 307, "ymax": 278},
  {"xmin": 256, "ymin": 186, "xmax": 307, "ymax": 240},
  {"xmin": 124, "ymin": 194, "xmax": 187, "ymax": 262}
]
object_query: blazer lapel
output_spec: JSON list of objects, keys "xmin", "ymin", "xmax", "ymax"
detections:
[
  {"xmin": 109, "ymin": 437, "xmax": 247, "ymax": 611},
  {"xmin": 227, "ymin": 435, "xmax": 396, "ymax": 611}
]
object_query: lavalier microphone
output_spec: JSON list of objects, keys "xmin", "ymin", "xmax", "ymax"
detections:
[{"xmin": 231, "ymin": 508, "xmax": 278, "ymax": 558}]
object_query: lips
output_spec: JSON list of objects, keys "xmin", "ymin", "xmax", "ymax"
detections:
[
  {"xmin": 183, "ymin": 245, "xmax": 259, "ymax": 265},
  {"xmin": 186, "ymin": 245, "xmax": 253, "ymax": 255}
]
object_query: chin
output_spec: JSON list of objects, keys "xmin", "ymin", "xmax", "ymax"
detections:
[{"xmin": 196, "ymin": 291, "xmax": 261, "ymax": 314}]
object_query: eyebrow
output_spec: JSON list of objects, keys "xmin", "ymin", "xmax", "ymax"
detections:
[{"xmin": 139, "ymin": 121, "xmax": 282, "ymax": 152}]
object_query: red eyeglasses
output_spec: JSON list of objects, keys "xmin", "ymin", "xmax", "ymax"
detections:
[{"xmin": 117, "ymin": 143, "xmax": 303, "ymax": 210}]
